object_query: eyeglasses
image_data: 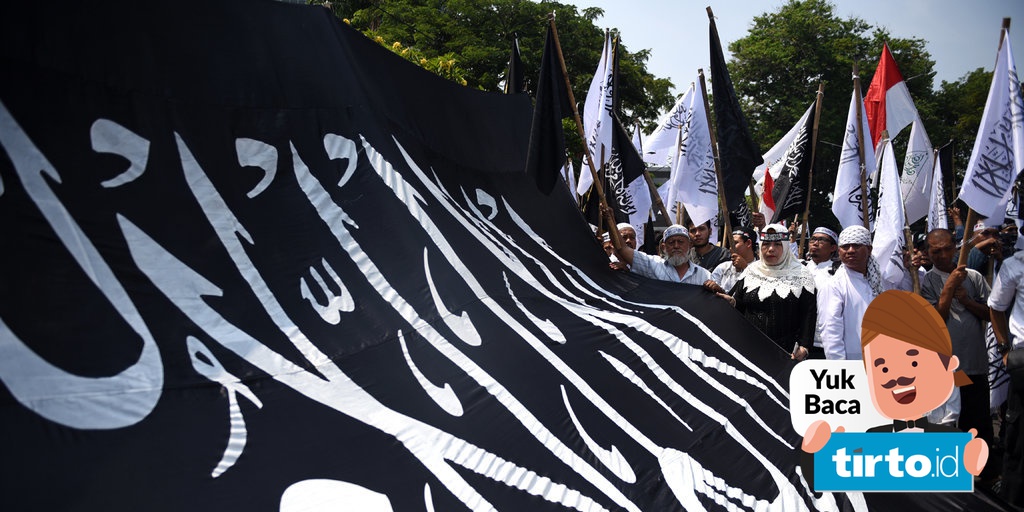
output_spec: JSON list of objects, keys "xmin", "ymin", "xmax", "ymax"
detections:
[{"xmin": 809, "ymin": 236, "xmax": 834, "ymax": 244}]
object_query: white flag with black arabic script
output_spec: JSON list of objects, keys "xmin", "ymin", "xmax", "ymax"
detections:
[
  {"xmin": 927, "ymin": 154, "xmax": 948, "ymax": 231},
  {"xmin": 872, "ymin": 138, "xmax": 906, "ymax": 285},
  {"xmin": 643, "ymin": 85, "xmax": 692, "ymax": 167},
  {"xmin": 832, "ymin": 87, "xmax": 877, "ymax": 229},
  {"xmin": 658, "ymin": 85, "xmax": 716, "ymax": 227},
  {"xmin": 958, "ymin": 28, "xmax": 1024, "ymax": 225},
  {"xmin": 900, "ymin": 116, "xmax": 934, "ymax": 225},
  {"xmin": 577, "ymin": 31, "xmax": 614, "ymax": 196}
]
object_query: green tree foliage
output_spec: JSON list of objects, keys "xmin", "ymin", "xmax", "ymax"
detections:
[
  {"xmin": 315, "ymin": 0, "xmax": 673, "ymax": 159},
  {"xmin": 728, "ymin": 0, "xmax": 944, "ymax": 228}
]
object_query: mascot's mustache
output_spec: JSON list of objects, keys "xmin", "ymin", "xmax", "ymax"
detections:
[{"xmin": 880, "ymin": 376, "xmax": 916, "ymax": 389}]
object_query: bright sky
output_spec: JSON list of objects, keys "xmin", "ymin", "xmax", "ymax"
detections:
[{"xmin": 570, "ymin": 0, "xmax": 1024, "ymax": 96}]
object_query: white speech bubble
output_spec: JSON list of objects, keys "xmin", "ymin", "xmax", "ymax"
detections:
[{"xmin": 789, "ymin": 360, "xmax": 889, "ymax": 435}]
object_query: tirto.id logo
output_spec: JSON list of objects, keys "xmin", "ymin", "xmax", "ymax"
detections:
[{"xmin": 813, "ymin": 432, "xmax": 974, "ymax": 492}]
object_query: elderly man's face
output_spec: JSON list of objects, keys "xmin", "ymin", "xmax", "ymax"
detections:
[
  {"xmin": 662, "ymin": 235, "xmax": 691, "ymax": 265},
  {"xmin": 863, "ymin": 334, "xmax": 957, "ymax": 421},
  {"xmin": 620, "ymin": 228, "xmax": 637, "ymax": 250}
]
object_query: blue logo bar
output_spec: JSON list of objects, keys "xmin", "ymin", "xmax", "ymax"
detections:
[{"xmin": 813, "ymin": 432, "xmax": 974, "ymax": 492}]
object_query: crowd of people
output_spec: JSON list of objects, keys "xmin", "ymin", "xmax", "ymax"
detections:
[{"xmin": 595, "ymin": 206, "xmax": 1022, "ymax": 504}]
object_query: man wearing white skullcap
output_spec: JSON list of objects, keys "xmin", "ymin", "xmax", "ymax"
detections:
[
  {"xmin": 818, "ymin": 225, "xmax": 888, "ymax": 360},
  {"xmin": 616, "ymin": 223, "xmax": 638, "ymax": 250},
  {"xmin": 616, "ymin": 224, "xmax": 711, "ymax": 285},
  {"xmin": 804, "ymin": 226, "xmax": 840, "ymax": 358}
]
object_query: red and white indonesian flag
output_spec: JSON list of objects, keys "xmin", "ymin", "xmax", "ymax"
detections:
[
  {"xmin": 644, "ymin": 84, "xmax": 693, "ymax": 167},
  {"xmin": 959, "ymin": 29, "xmax": 1024, "ymax": 225},
  {"xmin": 577, "ymin": 31, "xmax": 614, "ymax": 196},
  {"xmin": 927, "ymin": 154, "xmax": 948, "ymax": 231},
  {"xmin": 832, "ymin": 88, "xmax": 877, "ymax": 229},
  {"xmin": 872, "ymin": 138, "xmax": 907, "ymax": 285},
  {"xmin": 900, "ymin": 116, "xmax": 935, "ymax": 224},
  {"xmin": 759, "ymin": 167, "xmax": 776, "ymax": 220},
  {"xmin": 865, "ymin": 43, "xmax": 918, "ymax": 148}
]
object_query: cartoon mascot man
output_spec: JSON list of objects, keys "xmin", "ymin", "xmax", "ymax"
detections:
[{"xmin": 802, "ymin": 290, "xmax": 989, "ymax": 483}]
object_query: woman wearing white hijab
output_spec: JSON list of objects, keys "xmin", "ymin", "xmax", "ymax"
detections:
[{"xmin": 721, "ymin": 223, "xmax": 817, "ymax": 360}]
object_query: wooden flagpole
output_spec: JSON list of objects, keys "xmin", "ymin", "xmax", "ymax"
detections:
[
  {"xmin": 957, "ymin": 17, "xmax": 1010, "ymax": 266},
  {"xmin": 852, "ymin": 62, "xmax": 871, "ymax": 229},
  {"xmin": 637, "ymin": 117, "xmax": 672, "ymax": 231},
  {"xmin": 643, "ymin": 169, "xmax": 672, "ymax": 226},
  {"xmin": 799, "ymin": 83, "xmax": 825, "ymax": 259},
  {"xmin": 547, "ymin": 14, "xmax": 624, "ymax": 250},
  {"xmin": 698, "ymin": 69, "xmax": 731, "ymax": 246}
]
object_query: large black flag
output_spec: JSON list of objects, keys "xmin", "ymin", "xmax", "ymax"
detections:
[
  {"xmin": 708, "ymin": 9, "xmax": 763, "ymax": 211},
  {"xmin": 526, "ymin": 25, "xmax": 573, "ymax": 195},
  {"xmin": 0, "ymin": 1, "xmax": 1011, "ymax": 511}
]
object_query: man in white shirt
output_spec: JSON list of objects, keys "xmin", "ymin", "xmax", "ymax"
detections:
[
  {"xmin": 819, "ymin": 225, "xmax": 886, "ymax": 360},
  {"xmin": 988, "ymin": 245, "xmax": 1024, "ymax": 505},
  {"xmin": 616, "ymin": 224, "xmax": 711, "ymax": 285},
  {"xmin": 804, "ymin": 227, "xmax": 839, "ymax": 358}
]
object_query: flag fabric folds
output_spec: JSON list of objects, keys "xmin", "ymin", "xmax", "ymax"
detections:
[
  {"xmin": 709, "ymin": 12, "xmax": 763, "ymax": 211},
  {"xmin": 577, "ymin": 30, "xmax": 614, "ymax": 196},
  {"xmin": 958, "ymin": 28, "xmax": 1024, "ymax": 226},
  {"xmin": 643, "ymin": 91, "xmax": 691, "ymax": 167},
  {"xmin": 502, "ymin": 33, "xmax": 526, "ymax": 94},
  {"xmin": 756, "ymin": 102, "xmax": 816, "ymax": 224},
  {"xmin": 864, "ymin": 43, "xmax": 919, "ymax": 148},
  {"xmin": 928, "ymin": 154, "xmax": 949, "ymax": 231},
  {"xmin": 657, "ymin": 83, "xmax": 717, "ymax": 228},
  {"xmin": 526, "ymin": 25, "xmax": 573, "ymax": 195},
  {"xmin": 832, "ymin": 87, "xmax": 877, "ymax": 229},
  {"xmin": 900, "ymin": 117, "xmax": 935, "ymax": 225},
  {"xmin": 872, "ymin": 138, "xmax": 907, "ymax": 285},
  {"xmin": 760, "ymin": 168, "xmax": 777, "ymax": 220},
  {"xmin": 607, "ymin": 115, "xmax": 653, "ymax": 246},
  {"xmin": 563, "ymin": 159, "xmax": 578, "ymax": 204}
]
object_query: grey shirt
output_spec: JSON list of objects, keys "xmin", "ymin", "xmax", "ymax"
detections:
[{"xmin": 919, "ymin": 267, "xmax": 991, "ymax": 375}]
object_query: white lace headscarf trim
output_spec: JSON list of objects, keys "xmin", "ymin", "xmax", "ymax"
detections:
[{"xmin": 741, "ymin": 224, "xmax": 815, "ymax": 300}]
